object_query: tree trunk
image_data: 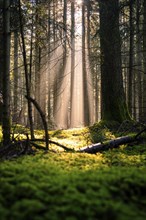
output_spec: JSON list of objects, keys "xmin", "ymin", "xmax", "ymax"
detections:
[
  {"xmin": 0, "ymin": 6, "xmax": 3, "ymax": 124},
  {"xmin": 47, "ymin": 1, "xmax": 51, "ymax": 124},
  {"xmin": 128, "ymin": 0, "xmax": 135, "ymax": 116},
  {"xmin": 99, "ymin": 0, "xmax": 130, "ymax": 123},
  {"xmin": 18, "ymin": 0, "xmax": 34, "ymax": 139},
  {"xmin": 143, "ymin": 0, "xmax": 146, "ymax": 121},
  {"xmin": 70, "ymin": 0, "xmax": 75, "ymax": 127},
  {"xmin": 13, "ymin": 31, "xmax": 19, "ymax": 122},
  {"xmin": 136, "ymin": 0, "xmax": 143, "ymax": 121},
  {"xmin": 2, "ymin": 0, "xmax": 11, "ymax": 145},
  {"xmin": 82, "ymin": 1, "xmax": 90, "ymax": 126},
  {"xmin": 34, "ymin": 1, "xmax": 42, "ymax": 128}
]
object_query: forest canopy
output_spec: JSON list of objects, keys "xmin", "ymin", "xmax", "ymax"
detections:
[{"xmin": 0, "ymin": 0, "xmax": 145, "ymax": 144}]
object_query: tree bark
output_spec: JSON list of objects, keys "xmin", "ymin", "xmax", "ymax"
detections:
[
  {"xmin": 128, "ymin": 0, "xmax": 135, "ymax": 116},
  {"xmin": 0, "ymin": 5, "xmax": 3, "ymax": 124},
  {"xmin": 143, "ymin": 0, "xmax": 146, "ymax": 121},
  {"xmin": 82, "ymin": 0, "xmax": 90, "ymax": 126},
  {"xmin": 18, "ymin": 0, "xmax": 34, "ymax": 139},
  {"xmin": 70, "ymin": 0, "xmax": 75, "ymax": 127},
  {"xmin": 79, "ymin": 136, "xmax": 135, "ymax": 153},
  {"xmin": 136, "ymin": 0, "xmax": 142, "ymax": 121},
  {"xmin": 99, "ymin": 0, "xmax": 130, "ymax": 123},
  {"xmin": 34, "ymin": 0, "xmax": 41, "ymax": 128},
  {"xmin": 79, "ymin": 129, "xmax": 146, "ymax": 154},
  {"xmin": 2, "ymin": 0, "xmax": 11, "ymax": 145},
  {"xmin": 13, "ymin": 31, "xmax": 19, "ymax": 122}
]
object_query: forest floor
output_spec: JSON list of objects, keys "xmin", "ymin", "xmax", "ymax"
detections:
[{"xmin": 0, "ymin": 123, "xmax": 146, "ymax": 220}]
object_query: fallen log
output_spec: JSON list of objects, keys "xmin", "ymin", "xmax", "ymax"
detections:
[
  {"xmin": 79, "ymin": 136, "xmax": 137, "ymax": 154},
  {"xmin": 79, "ymin": 127, "xmax": 146, "ymax": 154},
  {"xmin": 1, "ymin": 127, "xmax": 146, "ymax": 160}
]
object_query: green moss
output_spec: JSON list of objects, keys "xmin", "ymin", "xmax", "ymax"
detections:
[
  {"xmin": 0, "ymin": 144, "xmax": 146, "ymax": 219},
  {"xmin": 89, "ymin": 121, "xmax": 117, "ymax": 143},
  {"xmin": 102, "ymin": 97, "xmax": 131, "ymax": 123},
  {"xmin": 11, "ymin": 199, "xmax": 46, "ymax": 220},
  {"xmin": 0, "ymin": 205, "xmax": 8, "ymax": 220},
  {"xmin": 0, "ymin": 125, "xmax": 146, "ymax": 219}
]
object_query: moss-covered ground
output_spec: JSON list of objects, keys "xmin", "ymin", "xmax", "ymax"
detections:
[{"xmin": 0, "ymin": 125, "xmax": 146, "ymax": 220}]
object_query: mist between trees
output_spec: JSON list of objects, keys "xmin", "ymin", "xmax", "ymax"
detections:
[{"xmin": 0, "ymin": 0, "xmax": 146, "ymax": 144}]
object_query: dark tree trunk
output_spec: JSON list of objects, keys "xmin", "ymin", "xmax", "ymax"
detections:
[
  {"xmin": 0, "ymin": 6, "xmax": 3, "ymax": 124},
  {"xmin": 82, "ymin": 1, "xmax": 90, "ymax": 125},
  {"xmin": 53, "ymin": 0, "xmax": 58, "ymax": 117},
  {"xmin": 2, "ymin": 0, "xmax": 11, "ymax": 145},
  {"xmin": 143, "ymin": 0, "xmax": 146, "ymax": 121},
  {"xmin": 99, "ymin": 0, "xmax": 130, "ymax": 123},
  {"xmin": 47, "ymin": 1, "xmax": 51, "ymax": 124},
  {"xmin": 70, "ymin": 0, "xmax": 75, "ymax": 127},
  {"xmin": 128, "ymin": 0, "xmax": 135, "ymax": 116},
  {"xmin": 18, "ymin": 0, "xmax": 34, "ymax": 139},
  {"xmin": 13, "ymin": 31, "xmax": 19, "ymax": 122},
  {"xmin": 34, "ymin": 0, "xmax": 41, "ymax": 128},
  {"xmin": 136, "ymin": 0, "xmax": 142, "ymax": 121}
]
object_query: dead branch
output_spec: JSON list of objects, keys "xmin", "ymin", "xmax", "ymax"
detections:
[
  {"xmin": 30, "ymin": 138, "xmax": 74, "ymax": 152},
  {"xmin": 25, "ymin": 96, "xmax": 49, "ymax": 150},
  {"xmin": 1, "ymin": 125, "xmax": 146, "ymax": 160}
]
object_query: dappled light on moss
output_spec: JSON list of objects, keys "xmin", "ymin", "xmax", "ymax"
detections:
[
  {"xmin": 0, "ymin": 125, "xmax": 146, "ymax": 219},
  {"xmin": 1, "ymin": 156, "xmax": 146, "ymax": 219}
]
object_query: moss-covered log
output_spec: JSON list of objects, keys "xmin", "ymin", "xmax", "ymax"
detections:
[
  {"xmin": 79, "ymin": 128, "xmax": 146, "ymax": 154},
  {"xmin": 79, "ymin": 136, "xmax": 136, "ymax": 154}
]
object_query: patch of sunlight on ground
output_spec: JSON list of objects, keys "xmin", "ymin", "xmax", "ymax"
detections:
[
  {"xmin": 50, "ymin": 127, "xmax": 91, "ymax": 150},
  {"xmin": 1, "ymin": 124, "xmax": 146, "ymax": 219}
]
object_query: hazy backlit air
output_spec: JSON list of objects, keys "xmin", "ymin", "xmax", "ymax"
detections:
[{"xmin": 39, "ymin": 0, "xmax": 94, "ymax": 129}]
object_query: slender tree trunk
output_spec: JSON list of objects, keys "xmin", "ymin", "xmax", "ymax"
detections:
[
  {"xmin": 128, "ymin": 0, "xmax": 135, "ymax": 116},
  {"xmin": 63, "ymin": 0, "xmax": 67, "ymax": 62},
  {"xmin": 34, "ymin": 1, "xmax": 42, "ymax": 128},
  {"xmin": 82, "ymin": 1, "xmax": 89, "ymax": 125},
  {"xmin": 86, "ymin": 1, "xmax": 94, "ymax": 125},
  {"xmin": 99, "ymin": 0, "xmax": 130, "ymax": 123},
  {"xmin": 136, "ymin": 0, "xmax": 142, "ymax": 120},
  {"xmin": 47, "ymin": 1, "xmax": 51, "ymax": 124},
  {"xmin": 70, "ymin": 1, "xmax": 75, "ymax": 127},
  {"xmin": 2, "ymin": 0, "xmax": 11, "ymax": 145},
  {"xmin": 53, "ymin": 0, "xmax": 58, "ymax": 118},
  {"xmin": 0, "ymin": 8, "xmax": 3, "ymax": 124},
  {"xmin": 13, "ymin": 31, "xmax": 19, "ymax": 122},
  {"xmin": 143, "ymin": 0, "xmax": 146, "ymax": 121},
  {"xmin": 18, "ymin": 0, "xmax": 34, "ymax": 139},
  {"xmin": 34, "ymin": 46, "xmax": 41, "ymax": 128}
]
